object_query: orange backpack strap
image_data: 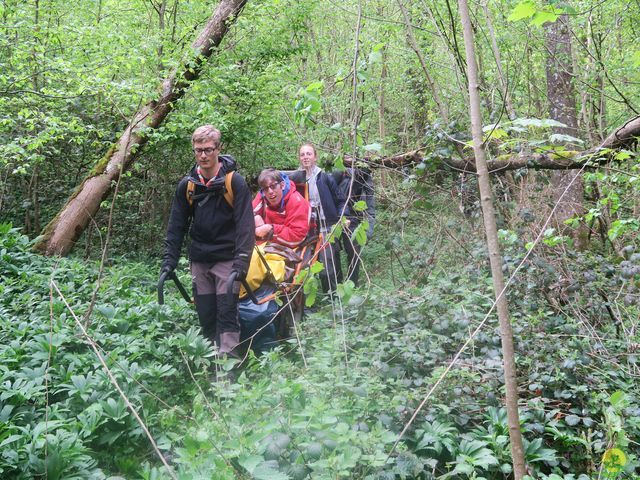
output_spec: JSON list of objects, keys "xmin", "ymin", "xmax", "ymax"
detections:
[
  {"xmin": 224, "ymin": 171, "xmax": 234, "ymax": 207},
  {"xmin": 186, "ymin": 179, "xmax": 195, "ymax": 207},
  {"xmin": 186, "ymin": 173, "xmax": 234, "ymax": 208}
]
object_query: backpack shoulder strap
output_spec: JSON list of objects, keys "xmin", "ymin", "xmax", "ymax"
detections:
[
  {"xmin": 224, "ymin": 171, "xmax": 234, "ymax": 207},
  {"xmin": 186, "ymin": 178, "xmax": 195, "ymax": 207}
]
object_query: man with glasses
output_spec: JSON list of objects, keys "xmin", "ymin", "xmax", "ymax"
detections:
[{"xmin": 161, "ymin": 125, "xmax": 255, "ymax": 358}]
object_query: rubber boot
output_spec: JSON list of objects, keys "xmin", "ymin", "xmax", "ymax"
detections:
[{"xmin": 219, "ymin": 331, "xmax": 240, "ymax": 358}]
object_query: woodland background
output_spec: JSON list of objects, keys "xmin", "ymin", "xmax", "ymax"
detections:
[{"xmin": 1, "ymin": 0, "xmax": 639, "ymax": 478}]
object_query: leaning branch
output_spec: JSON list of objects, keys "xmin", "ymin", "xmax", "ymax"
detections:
[
  {"xmin": 374, "ymin": 115, "xmax": 640, "ymax": 172},
  {"xmin": 34, "ymin": 0, "xmax": 249, "ymax": 256}
]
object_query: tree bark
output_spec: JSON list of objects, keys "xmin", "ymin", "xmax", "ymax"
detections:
[
  {"xmin": 544, "ymin": 14, "xmax": 586, "ymax": 244},
  {"xmin": 34, "ymin": 0, "xmax": 249, "ymax": 256},
  {"xmin": 372, "ymin": 114, "xmax": 640, "ymax": 171},
  {"xmin": 396, "ymin": 0, "xmax": 449, "ymax": 124},
  {"xmin": 482, "ymin": 1, "xmax": 516, "ymax": 120},
  {"xmin": 457, "ymin": 0, "xmax": 526, "ymax": 476}
]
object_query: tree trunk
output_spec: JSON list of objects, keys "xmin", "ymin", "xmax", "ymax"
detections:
[
  {"xmin": 378, "ymin": 39, "xmax": 388, "ymax": 188},
  {"xmin": 396, "ymin": 0, "xmax": 449, "ymax": 124},
  {"xmin": 544, "ymin": 14, "xmax": 587, "ymax": 246},
  {"xmin": 457, "ymin": 0, "xmax": 527, "ymax": 477},
  {"xmin": 33, "ymin": 0, "xmax": 249, "ymax": 256},
  {"xmin": 373, "ymin": 115, "xmax": 640, "ymax": 170},
  {"xmin": 482, "ymin": 0, "xmax": 516, "ymax": 120}
]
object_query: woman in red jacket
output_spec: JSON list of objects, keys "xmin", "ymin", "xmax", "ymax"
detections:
[{"xmin": 252, "ymin": 168, "xmax": 311, "ymax": 248}]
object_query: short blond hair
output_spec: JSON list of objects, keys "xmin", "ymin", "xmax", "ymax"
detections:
[{"xmin": 192, "ymin": 125, "xmax": 221, "ymax": 146}]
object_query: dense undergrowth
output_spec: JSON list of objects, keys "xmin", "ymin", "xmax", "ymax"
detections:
[{"xmin": 1, "ymin": 205, "xmax": 639, "ymax": 479}]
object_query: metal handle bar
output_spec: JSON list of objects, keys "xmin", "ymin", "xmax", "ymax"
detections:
[
  {"xmin": 157, "ymin": 270, "xmax": 192, "ymax": 305},
  {"xmin": 227, "ymin": 271, "xmax": 259, "ymax": 305}
]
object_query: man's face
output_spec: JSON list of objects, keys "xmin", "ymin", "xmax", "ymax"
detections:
[
  {"xmin": 261, "ymin": 179, "xmax": 284, "ymax": 207},
  {"xmin": 299, "ymin": 145, "xmax": 317, "ymax": 169},
  {"xmin": 193, "ymin": 139, "xmax": 219, "ymax": 170}
]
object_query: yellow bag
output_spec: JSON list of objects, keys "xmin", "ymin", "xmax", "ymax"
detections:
[{"xmin": 240, "ymin": 244, "xmax": 287, "ymax": 298}]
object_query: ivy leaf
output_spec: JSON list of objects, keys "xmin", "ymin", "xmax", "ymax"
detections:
[
  {"xmin": 508, "ymin": 1, "xmax": 536, "ymax": 21},
  {"xmin": 565, "ymin": 414, "xmax": 580, "ymax": 426}
]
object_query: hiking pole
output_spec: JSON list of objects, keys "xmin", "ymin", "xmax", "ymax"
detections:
[
  {"xmin": 227, "ymin": 271, "xmax": 259, "ymax": 305},
  {"xmin": 157, "ymin": 270, "xmax": 192, "ymax": 305}
]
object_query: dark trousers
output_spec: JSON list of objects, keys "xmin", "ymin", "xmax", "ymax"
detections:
[
  {"xmin": 341, "ymin": 227, "xmax": 362, "ymax": 286},
  {"xmin": 318, "ymin": 239, "xmax": 342, "ymax": 293},
  {"xmin": 191, "ymin": 260, "xmax": 240, "ymax": 354}
]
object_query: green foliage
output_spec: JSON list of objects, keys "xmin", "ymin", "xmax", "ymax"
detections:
[{"xmin": 508, "ymin": 1, "xmax": 564, "ymax": 26}]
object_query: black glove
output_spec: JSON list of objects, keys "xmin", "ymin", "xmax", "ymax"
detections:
[
  {"xmin": 160, "ymin": 263, "xmax": 175, "ymax": 278},
  {"xmin": 231, "ymin": 260, "xmax": 248, "ymax": 281}
]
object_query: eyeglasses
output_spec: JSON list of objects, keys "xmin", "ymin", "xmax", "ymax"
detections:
[
  {"xmin": 193, "ymin": 147, "xmax": 217, "ymax": 155},
  {"xmin": 261, "ymin": 182, "xmax": 282, "ymax": 193}
]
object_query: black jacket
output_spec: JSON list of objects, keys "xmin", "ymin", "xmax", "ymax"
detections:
[
  {"xmin": 333, "ymin": 168, "xmax": 375, "ymax": 222},
  {"xmin": 162, "ymin": 155, "xmax": 255, "ymax": 272}
]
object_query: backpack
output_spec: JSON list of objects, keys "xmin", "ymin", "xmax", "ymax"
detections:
[{"xmin": 186, "ymin": 171, "xmax": 235, "ymax": 208}]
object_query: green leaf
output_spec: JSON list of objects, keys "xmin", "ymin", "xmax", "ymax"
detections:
[
  {"xmin": 329, "ymin": 223, "xmax": 343, "ymax": 243},
  {"xmin": 512, "ymin": 117, "xmax": 567, "ymax": 129},
  {"xmin": 633, "ymin": 51, "xmax": 640, "ymax": 68},
  {"xmin": 549, "ymin": 133, "xmax": 584, "ymax": 145},
  {"xmin": 310, "ymin": 261, "xmax": 324, "ymax": 274},
  {"xmin": 508, "ymin": 1, "xmax": 536, "ymax": 21},
  {"xmin": 353, "ymin": 201, "xmax": 367, "ymax": 212},
  {"xmin": 238, "ymin": 455, "xmax": 264, "ymax": 474},
  {"xmin": 354, "ymin": 225, "xmax": 367, "ymax": 247},
  {"xmin": 336, "ymin": 280, "xmax": 355, "ymax": 303},
  {"xmin": 252, "ymin": 462, "xmax": 290, "ymax": 480},
  {"xmin": 363, "ymin": 142, "xmax": 382, "ymax": 153},
  {"xmin": 531, "ymin": 9, "xmax": 561, "ymax": 26},
  {"xmin": 610, "ymin": 391, "xmax": 625, "ymax": 408},
  {"xmin": 368, "ymin": 49, "xmax": 382, "ymax": 64},
  {"xmin": 565, "ymin": 414, "xmax": 580, "ymax": 426}
]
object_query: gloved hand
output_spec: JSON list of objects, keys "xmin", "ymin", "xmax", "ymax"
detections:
[
  {"xmin": 231, "ymin": 261, "xmax": 248, "ymax": 281},
  {"xmin": 160, "ymin": 263, "xmax": 175, "ymax": 278}
]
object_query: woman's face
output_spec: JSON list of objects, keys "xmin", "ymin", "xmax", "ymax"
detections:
[{"xmin": 299, "ymin": 145, "xmax": 317, "ymax": 169}]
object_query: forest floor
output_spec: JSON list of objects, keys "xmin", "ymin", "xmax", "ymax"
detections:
[{"xmin": 1, "ymin": 196, "xmax": 639, "ymax": 479}]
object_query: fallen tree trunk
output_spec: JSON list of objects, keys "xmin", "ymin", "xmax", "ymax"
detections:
[
  {"xmin": 375, "ymin": 115, "xmax": 640, "ymax": 172},
  {"xmin": 34, "ymin": 0, "xmax": 249, "ymax": 256}
]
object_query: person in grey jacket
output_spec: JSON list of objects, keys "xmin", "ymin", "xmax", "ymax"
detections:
[{"xmin": 295, "ymin": 143, "xmax": 345, "ymax": 292}]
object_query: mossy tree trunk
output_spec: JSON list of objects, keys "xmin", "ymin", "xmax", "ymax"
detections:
[
  {"xmin": 457, "ymin": 0, "xmax": 527, "ymax": 477},
  {"xmin": 33, "ymin": 0, "xmax": 249, "ymax": 256}
]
